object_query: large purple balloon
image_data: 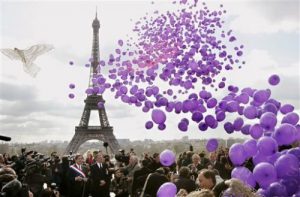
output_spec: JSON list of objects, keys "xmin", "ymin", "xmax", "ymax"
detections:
[
  {"xmin": 151, "ymin": 109, "xmax": 166, "ymax": 125},
  {"xmin": 282, "ymin": 112, "xmax": 299, "ymax": 125},
  {"xmin": 267, "ymin": 182, "xmax": 287, "ymax": 197},
  {"xmin": 231, "ymin": 166, "xmax": 256, "ymax": 188},
  {"xmin": 263, "ymin": 103, "xmax": 278, "ymax": 115},
  {"xmin": 233, "ymin": 117, "xmax": 244, "ymax": 131},
  {"xmin": 260, "ymin": 112, "xmax": 277, "ymax": 131},
  {"xmin": 206, "ymin": 138, "xmax": 218, "ymax": 152},
  {"xmin": 229, "ymin": 143, "xmax": 247, "ymax": 166},
  {"xmin": 257, "ymin": 136, "xmax": 278, "ymax": 156},
  {"xmin": 250, "ymin": 124, "xmax": 263, "ymax": 139},
  {"xmin": 253, "ymin": 162, "xmax": 277, "ymax": 189},
  {"xmin": 243, "ymin": 139, "xmax": 258, "ymax": 158},
  {"xmin": 157, "ymin": 182, "xmax": 177, "ymax": 197},
  {"xmin": 159, "ymin": 149, "xmax": 176, "ymax": 166},
  {"xmin": 274, "ymin": 154, "xmax": 299, "ymax": 179},
  {"xmin": 280, "ymin": 104, "xmax": 294, "ymax": 114},
  {"xmin": 274, "ymin": 123, "xmax": 296, "ymax": 146},
  {"xmin": 253, "ymin": 89, "xmax": 271, "ymax": 104},
  {"xmin": 243, "ymin": 106, "xmax": 258, "ymax": 119}
]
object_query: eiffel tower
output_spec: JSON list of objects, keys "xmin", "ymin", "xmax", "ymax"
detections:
[{"xmin": 65, "ymin": 11, "xmax": 120, "ymax": 154}]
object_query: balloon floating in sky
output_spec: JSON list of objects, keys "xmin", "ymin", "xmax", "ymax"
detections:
[{"xmin": 206, "ymin": 138, "xmax": 218, "ymax": 152}]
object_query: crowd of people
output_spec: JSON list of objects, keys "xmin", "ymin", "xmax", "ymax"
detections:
[{"xmin": 0, "ymin": 146, "xmax": 261, "ymax": 197}]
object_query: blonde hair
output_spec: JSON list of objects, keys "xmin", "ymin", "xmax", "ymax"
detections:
[
  {"xmin": 192, "ymin": 153, "xmax": 200, "ymax": 160},
  {"xmin": 224, "ymin": 178, "xmax": 259, "ymax": 197},
  {"xmin": 186, "ymin": 189, "xmax": 215, "ymax": 197}
]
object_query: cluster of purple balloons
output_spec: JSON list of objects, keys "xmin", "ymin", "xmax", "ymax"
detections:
[
  {"xmin": 68, "ymin": 0, "xmax": 300, "ymax": 195},
  {"xmin": 79, "ymin": 0, "xmax": 247, "ymax": 133}
]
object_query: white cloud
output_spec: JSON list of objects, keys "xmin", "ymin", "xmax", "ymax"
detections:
[{"xmin": 227, "ymin": 0, "xmax": 299, "ymax": 34}]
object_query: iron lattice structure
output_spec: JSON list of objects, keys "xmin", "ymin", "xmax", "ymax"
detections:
[{"xmin": 65, "ymin": 12, "xmax": 120, "ymax": 154}]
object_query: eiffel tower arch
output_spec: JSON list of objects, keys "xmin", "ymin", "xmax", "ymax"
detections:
[{"xmin": 65, "ymin": 11, "xmax": 120, "ymax": 154}]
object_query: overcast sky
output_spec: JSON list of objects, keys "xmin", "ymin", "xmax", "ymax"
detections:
[{"xmin": 0, "ymin": 0, "xmax": 299, "ymax": 143}]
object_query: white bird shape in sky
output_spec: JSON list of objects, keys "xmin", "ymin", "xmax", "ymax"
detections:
[{"xmin": 0, "ymin": 44, "xmax": 54, "ymax": 77}]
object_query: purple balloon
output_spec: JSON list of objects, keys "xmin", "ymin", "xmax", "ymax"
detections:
[
  {"xmin": 243, "ymin": 106, "xmax": 258, "ymax": 119},
  {"xmin": 159, "ymin": 149, "xmax": 176, "ymax": 166},
  {"xmin": 268, "ymin": 182, "xmax": 287, "ymax": 197},
  {"xmin": 207, "ymin": 97, "xmax": 218, "ymax": 108},
  {"xmin": 236, "ymin": 92, "xmax": 249, "ymax": 104},
  {"xmin": 250, "ymin": 124, "xmax": 263, "ymax": 139},
  {"xmin": 260, "ymin": 112, "xmax": 277, "ymax": 131},
  {"xmin": 253, "ymin": 89, "xmax": 271, "ymax": 104},
  {"xmin": 253, "ymin": 162, "xmax": 277, "ymax": 189},
  {"xmin": 274, "ymin": 154, "xmax": 299, "ymax": 179},
  {"xmin": 97, "ymin": 101, "xmax": 104, "ymax": 109},
  {"xmin": 263, "ymin": 103, "xmax": 278, "ymax": 115},
  {"xmin": 191, "ymin": 111, "xmax": 203, "ymax": 123},
  {"xmin": 216, "ymin": 111, "xmax": 226, "ymax": 122},
  {"xmin": 287, "ymin": 147, "xmax": 300, "ymax": 161},
  {"xmin": 206, "ymin": 138, "xmax": 218, "ymax": 152},
  {"xmin": 198, "ymin": 122, "xmax": 208, "ymax": 131},
  {"xmin": 178, "ymin": 121, "xmax": 188, "ymax": 132},
  {"xmin": 229, "ymin": 143, "xmax": 247, "ymax": 166},
  {"xmin": 151, "ymin": 109, "xmax": 166, "ymax": 124},
  {"xmin": 268, "ymin": 74, "xmax": 280, "ymax": 86},
  {"xmin": 257, "ymin": 136, "xmax": 278, "ymax": 156},
  {"xmin": 274, "ymin": 123, "xmax": 296, "ymax": 146},
  {"xmin": 243, "ymin": 139, "xmax": 258, "ymax": 158},
  {"xmin": 68, "ymin": 93, "xmax": 75, "ymax": 99},
  {"xmin": 282, "ymin": 112, "xmax": 299, "ymax": 125},
  {"xmin": 231, "ymin": 167, "xmax": 256, "ymax": 188},
  {"xmin": 224, "ymin": 122, "xmax": 234, "ymax": 134},
  {"xmin": 205, "ymin": 115, "xmax": 216, "ymax": 128},
  {"xmin": 158, "ymin": 123, "xmax": 166, "ymax": 130},
  {"xmin": 145, "ymin": 121, "xmax": 153, "ymax": 129},
  {"xmin": 226, "ymin": 101, "xmax": 239, "ymax": 112},
  {"xmin": 233, "ymin": 117, "xmax": 244, "ymax": 131},
  {"xmin": 69, "ymin": 83, "xmax": 75, "ymax": 89},
  {"xmin": 157, "ymin": 182, "xmax": 177, "ymax": 197},
  {"xmin": 241, "ymin": 124, "xmax": 251, "ymax": 135},
  {"xmin": 280, "ymin": 104, "xmax": 294, "ymax": 114}
]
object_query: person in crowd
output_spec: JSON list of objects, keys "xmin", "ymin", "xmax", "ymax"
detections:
[
  {"xmin": 68, "ymin": 154, "xmax": 88, "ymax": 197},
  {"xmin": 148, "ymin": 153, "xmax": 161, "ymax": 172},
  {"xmin": 142, "ymin": 167, "xmax": 169, "ymax": 197},
  {"xmin": 186, "ymin": 189, "xmax": 215, "ymax": 197},
  {"xmin": 131, "ymin": 159, "xmax": 152, "ymax": 196},
  {"xmin": 110, "ymin": 168, "xmax": 128, "ymax": 197},
  {"xmin": 104, "ymin": 154, "xmax": 115, "ymax": 179},
  {"xmin": 0, "ymin": 154, "xmax": 5, "ymax": 168},
  {"xmin": 181, "ymin": 151, "xmax": 193, "ymax": 167},
  {"xmin": 123, "ymin": 155, "xmax": 140, "ymax": 196},
  {"xmin": 3, "ymin": 153, "xmax": 11, "ymax": 165},
  {"xmin": 85, "ymin": 151, "xmax": 94, "ymax": 166},
  {"xmin": 90, "ymin": 152, "xmax": 110, "ymax": 197},
  {"xmin": 198, "ymin": 169, "xmax": 216, "ymax": 191},
  {"xmin": 174, "ymin": 167, "xmax": 196, "ymax": 194},
  {"xmin": 218, "ymin": 156, "xmax": 232, "ymax": 180},
  {"xmin": 188, "ymin": 154, "xmax": 205, "ymax": 181},
  {"xmin": 222, "ymin": 178, "xmax": 259, "ymax": 197},
  {"xmin": 199, "ymin": 151, "xmax": 210, "ymax": 169},
  {"xmin": 59, "ymin": 156, "xmax": 70, "ymax": 196}
]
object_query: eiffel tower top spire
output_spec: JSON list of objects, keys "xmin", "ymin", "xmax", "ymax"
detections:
[{"xmin": 89, "ymin": 8, "xmax": 100, "ymax": 88}]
